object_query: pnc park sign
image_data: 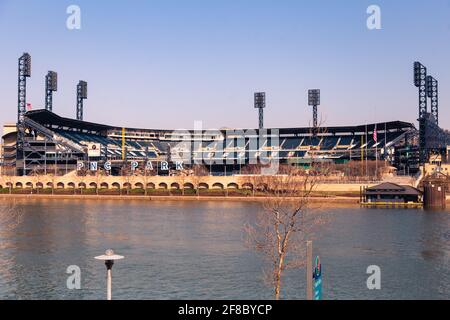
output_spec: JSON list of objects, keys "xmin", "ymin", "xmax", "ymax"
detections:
[{"xmin": 77, "ymin": 160, "xmax": 185, "ymax": 172}]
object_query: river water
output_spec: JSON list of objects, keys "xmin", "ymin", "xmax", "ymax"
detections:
[{"xmin": 0, "ymin": 199, "xmax": 448, "ymax": 300}]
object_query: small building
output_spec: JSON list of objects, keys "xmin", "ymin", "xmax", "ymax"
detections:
[{"xmin": 363, "ymin": 182, "xmax": 422, "ymax": 204}]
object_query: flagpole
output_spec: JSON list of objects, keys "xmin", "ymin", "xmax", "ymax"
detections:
[
  {"xmin": 365, "ymin": 124, "xmax": 368, "ymax": 177},
  {"xmin": 361, "ymin": 135, "xmax": 364, "ymax": 176},
  {"xmin": 384, "ymin": 122, "xmax": 387, "ymax": 163},
  {"xmin": 375, "ymin": 124, "xmax": 378, "ymax": 180}
]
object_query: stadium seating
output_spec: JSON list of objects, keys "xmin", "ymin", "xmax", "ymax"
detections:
[
  {"xmin": 50, "ymin": 123, "xmax": 408, "ymax": 164},
  {"xmin": 281, "ymin": 138, "xmax": 302, "ymax": 150}
]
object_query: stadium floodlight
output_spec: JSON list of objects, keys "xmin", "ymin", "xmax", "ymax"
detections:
[
  {"xmin": 414, "ymin": 61, "xmax": 426, "ymax": 87},
  {"xmin": 77, "ymin": 80, "xmax": 88, "ymax": 121},
  {"xmin": 17, "ymin": 53, "xmax": 32, "ymax": 176},
  {"xmin": 414, "ymin": 62, "xmax": 427, "ymax": 119},
  {"xmin": 78, "ymin": 80, "xmax": 88, "ymax": 99},
  {"xmin": 308, "ymin": 89, "xmax": 320, "ymax": 131},
  {"xmin": 17, "ymin": 53, "xmax": 31, "ymax": 123},
  {"xmin": 45, "ymin": 71, "xmax": 58, "ymax": 112},
  {"xmin": 254, "ymin": 92, "xmax": 266, "ymax": 129},
  {"xmin": 254, "ymin": 92, "xmax": 266, "ymax": 109},
  {"xmin": 414, "ymin": 61, "xmax": 428, "ymax": 165},
  {"xmin": 426, "ymin": 75, "xmax": 438, "ymax": 125},
  {"xmin": 47, "ymin": 71, "xmax": 58, "ymax": 91},
  {"xmin": 308, "ymin": 89, "xmax": 320, "ymax": 106},
  {"xmin": 21, "ymin": 53, "xmax": 31, "ymax": 77}
]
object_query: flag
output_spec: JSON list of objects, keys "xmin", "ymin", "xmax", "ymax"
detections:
[
  {"xmin": 26, "ymin": 103, "xmax": 32, "ymax": 111},
  {"xmin": 373, "ymin": 125, "xmax": 377, "ymax": 143}
]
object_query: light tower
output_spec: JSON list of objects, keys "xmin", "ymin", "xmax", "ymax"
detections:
[
  {"xmin": 414, "ymin": 62, "xmax": 427, "ymax": 164},
  {"xmin": 254, "ymin": 92, "xmax": 266, "ymax": 129},
  {"xmin": 17, "ymin": 53, "xmax": 31, "ymax": 123},
  {"xmin": 308, "ymin": 89, "xmax": 320, "ymax": 134},
  {"xmin": 414, "ymin": 62, "xmax": 427, "ymax": 120},
  {"xmin": 76, "ymin": 80, "xmax": 87, "ymax": 121},
  {"xmin": 426, "ymin": 75, "xmax": 438, "ymax": 125},
  {"xmin": 45, "ymin": 71, "xmax": 58, "ymax": 112},
  {"xmin": 17, "ymin": 53, "xmax": 31, "ymax": 176}
]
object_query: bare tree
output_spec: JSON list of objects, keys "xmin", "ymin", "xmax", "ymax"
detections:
[
  {"xmin": 30, "ymin": 166, "xmax": 44, "ymax": 194},
  {"xmin": 74, "ymin": 168, "xmax": 88, "ymax": 195},
  {"xmin": 190, "ymin": 164, "xmax": 209, "ymax": 196},
  {"xmin": 244, "ymin": 164, "xmax": 329, "ymax": 300},
  {"xmin": 121, "ymin": 166, "xmax": 137, "ymax": 195}
]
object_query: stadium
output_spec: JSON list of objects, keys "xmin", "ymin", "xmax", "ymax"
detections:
[
  {"xmin": 1, "ymin": 54, "xmax": 449, "ymax": 178},
  {"xmin": 1, "ymin": 108, "xmax": 418, "ymax": 176}
]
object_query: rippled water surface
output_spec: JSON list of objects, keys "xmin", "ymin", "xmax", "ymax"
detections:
[{"xmin": 0, "ymin": 199, "xmax": 448, "ymax": 300}]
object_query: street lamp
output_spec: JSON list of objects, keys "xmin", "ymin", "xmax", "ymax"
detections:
[{"xmin": 95, "ymin": 249, "xmax": 124, "ymax": 300}]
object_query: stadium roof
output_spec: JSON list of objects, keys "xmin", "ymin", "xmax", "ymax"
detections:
[
  {"xmin": 25, "ymin": 109, "xmax": 110, "ymax": 132},
  {"xmin": 24, "ymin": 109, "xmax": 415, "ymax": 135}
]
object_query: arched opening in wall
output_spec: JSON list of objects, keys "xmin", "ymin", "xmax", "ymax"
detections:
[
  {"xmin": 158, "ymin": 183, "xmax": 168, "ymax": 190},
  {"xmin": 0, "ymin": 184, "xmax": 3, "ymax": 189},
  {"xmin": 36, "ymin": 182, "xmax": 44, "ymax": 189},
  {"xmin": 227, "ymin": 183, "xmax": 239, "ymax": 196},
  {"xmin": 111, "ymin": 183, "xmax": 121, "ymax": 190},
  {"xmin": 100, "ymin": 182, "xmax": 109, "ymax": 189},
  {"xmin": 170, "ymin": 183, "xmax": 180, "ymax": 190},
  {"xmin": 67, "ymin": 182, "xmax": 76, "ymax": 189},
  {"xmin": 89, "ymin": 182, "xmax": 97, "ymax": 189},
  {"xmin": 146, "ymin": 182, "xmax": 155, "ymax": 190},
  {"xmin": 6, "ymin": 182, "xmax": 13, "ymax": 188},
  {"xmin": 25, "ymin": 182, "xmax": 33, "ymax": 189},
  {"xmin": 212, "ymin": 183, "xmax": 224, "ymax": 190},
  {"xmin": 134, "ymin": 183, "xmax": 144, "ymax": 190},
  {"xmin": 15, "ymin": 182, "xmax": 23, "ymax": 189},
  {"xmin": 227, "ymin": 183, "xmax": 239, "ymax": 190},
  {"xmin": 242, "ymin": 183, "xmax": 254, "ymax": 190},
  {"xmin": 198, "ymin": 183, "xmax": 209, "ymax": 190},
  {"xmin": 57, "ymin": 182, "xmax": 65, "ymax": 189},
  {"xmin": 46, "ymin": 182, "xmax": 53, "ymax": 189},
  {"xmin": 123, "ymin": 183, "xmax": 132, "ymax": 190},
  {"xmin": 78, "ymin": 182, "xmax": 86, "ymax": 189},
  {"xmin": 183, "ymin": 183, "xmax": 194, "ymax": 190}
]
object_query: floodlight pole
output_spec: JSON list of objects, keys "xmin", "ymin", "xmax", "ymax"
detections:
[
  {"xmin": 258, "ymin": 107, "xmax": 264, "ymax": 130},
  {"xmin": 313, "ymin": 105, "xmax": 318, "ymax": 129},
  {"xmin": 254, "ymin": 92, "xmax": 266, "ymax": 130},
  {"xmin": 426, "ymin": 75, "xmax": 438, "ymax": 125},
  {"xmin": 17, "ymin": 53, "xmax": 31, "ymax": 176},
  {"xmin": 76, "ymin": 81, "xmax": 87, "ymax": 121},
  {"xmin": 414, "ymin": 62, "xmax": 427, "ymax": 164},
  {"xmin": 308, "ymin": 89, "xmax": 320, "ymax": 137},
  {"xmin": 45, "ymin": 71, "xmax": 57, "ymax": 112}
]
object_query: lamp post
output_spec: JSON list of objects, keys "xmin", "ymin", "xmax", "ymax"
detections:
[{"xmin": 95, "ymin": 249, "xmax": 124, "ymax": 300}]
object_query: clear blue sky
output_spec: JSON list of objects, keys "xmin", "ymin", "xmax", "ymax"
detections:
[{"xmin": 1, "ymin": 0, "xmax": 449, "ymax": 132}]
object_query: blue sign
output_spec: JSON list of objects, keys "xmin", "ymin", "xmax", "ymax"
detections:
[{"xmin": 313, "ymin": 256, "xmax": 322, "ymax": 300}]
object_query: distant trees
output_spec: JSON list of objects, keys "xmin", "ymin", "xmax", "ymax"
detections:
[{"xmin": 332, "ymin": 160, "xmax": 389, "ymax": 181}]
